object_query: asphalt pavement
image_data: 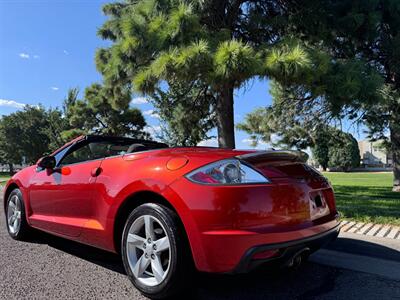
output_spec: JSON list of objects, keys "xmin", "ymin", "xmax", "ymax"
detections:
[{"xmin": 1, "ymin": 188, "xmax": 399, "ymax": 299}]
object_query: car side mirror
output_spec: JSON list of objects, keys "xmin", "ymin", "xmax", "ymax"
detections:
[{"xmin": 37, "ymin": 156, "xmax": 56, "ymax": 169}]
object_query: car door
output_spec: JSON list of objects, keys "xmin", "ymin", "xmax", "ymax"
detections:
[{"xmin": 29, "ymin": 140, "xmax": 104, "ymax": 237}]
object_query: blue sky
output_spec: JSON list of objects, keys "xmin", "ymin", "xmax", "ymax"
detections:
[{"xmin": 0, "ymin": 0, "xmax": 363, "ymax": 149}]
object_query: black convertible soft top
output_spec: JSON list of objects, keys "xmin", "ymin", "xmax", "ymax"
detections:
[{"xmin": 84, "ymin": 135, "xmax": 169, "ymax": 149}]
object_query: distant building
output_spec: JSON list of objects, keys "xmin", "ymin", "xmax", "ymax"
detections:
[{"xmin": 358, "ymin": 140, "xmax": 392, "ymax": 168}]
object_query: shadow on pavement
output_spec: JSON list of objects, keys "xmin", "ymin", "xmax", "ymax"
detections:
[
  {"xmin": 193, "ymin": 263, "xmax": 341, "ymax": 300},
  {"xmin": 23, "ymin": 229, "xmax": 126, "ymax": 275},
  {"xmin": 18, "ymin": 229, "xmax": 400, "ymax": 299},
  {"xmin": 20, "ymin": 230, "xmax": 342, "ymax": 299},
  {"xmin": 326, "ymin": 236, "xmax": 400, "ymax": 261}
]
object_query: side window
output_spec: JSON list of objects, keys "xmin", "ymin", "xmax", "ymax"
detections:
[
  {"xmin": 59, "ymin": 143, "xmax": 93, "ymax": 166},
  {"xmin": 57, "ymin": 139, "xmax": 152, "ymax": 166},
  {"xmin": 59, "ymin": 142, "xmax": 108, "ymax": 166},
  {"xmin": 53, "ymin": 145, "xmax": 73, "ymax": 166}
]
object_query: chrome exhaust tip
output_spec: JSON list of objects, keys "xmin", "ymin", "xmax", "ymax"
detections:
[{"xmin": 287, "ymin": 248, "xmax": 311, "ymax": 269}]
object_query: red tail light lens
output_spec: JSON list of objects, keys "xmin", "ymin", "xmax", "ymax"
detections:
[{"xmin": 185, "ymin": 159, "xmax": 271, "ymax": 185}]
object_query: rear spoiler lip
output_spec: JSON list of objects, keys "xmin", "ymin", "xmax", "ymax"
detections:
[{"xmin": 236, "ymin": 150, "xmax": 309, "ymax": 163}]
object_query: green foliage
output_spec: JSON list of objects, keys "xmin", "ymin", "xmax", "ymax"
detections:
[
  {"xmin": 312, "ymin": 127, "xmax": 360, "ymax": 172},
  {"xmin": 151, "ymin": 81, "xmax": 216, "ymax": 146},
  {"xmin": 239, "ymin": 0, "xmax": 388, "ymax": 152},
  {"xmin": 328, "ymin": 131, "xmax": 360, "ymax": 171},
  {"xmin": 63, "ymin": 85, "xmax": 148, "ymax": 139},
  {"xmin": 43, "ymin": 108, "xmax": 71, "ymax": 150},
  {"xmin": 313, "ymin": 126, "xmax": 360, "ymax": 172},
  {"xmin": 237, "ymin": 96, "xmax": 360, "ymax": 171},
  {"xmin": 265, "ymin": 41, "xmax": 311, "ymax": 81},
  {"xmin": 237, "ymin": 81, "xmax": 325, "ymax": 150},
  {"xmin": 214, "ymin": 40, "xmax": 260, "ymax": 85},
  {"xmin": 277, "ymin": 0, "xmax": 400, "ymax": 189},
  {"xmin": 312, "ymin": 127, "xmax": 331, "ymax": 171},
  {"xmin": 236, "ymin": 107, "xmax": 272, "ymax": 147},
  {"xmin": 95, "ymin": 0, "xmax": 398, "ymax": 163},
  {"xmin": 95, "ymin": 0, "xmax": 315, "ymax": 148},
  {"xmin": 0, "ymin": 106, "xmax": 68, "ymax": 168}
]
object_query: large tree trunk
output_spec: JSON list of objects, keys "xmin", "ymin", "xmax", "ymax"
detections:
[
  {"xmin": 216, "ymin": 84, "xmax": 235, "ymax": 148},
  {"xmin": 390, "ymin": 122, "xmax": 400, "ymax": 192}
]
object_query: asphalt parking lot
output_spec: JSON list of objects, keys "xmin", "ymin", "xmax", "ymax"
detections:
[{"xmin": 1, "ymin": 190, "xmax": 399, "ymax": 299}]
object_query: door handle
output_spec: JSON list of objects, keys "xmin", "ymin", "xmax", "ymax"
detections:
[{"xmin": 91, "ymin": 167, "xmax": 102, "ymax": 177}]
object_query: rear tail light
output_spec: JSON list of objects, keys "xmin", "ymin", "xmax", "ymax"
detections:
[{"xmin": 185, "ymin": 159, "xmax": 270, "ymax": 185}]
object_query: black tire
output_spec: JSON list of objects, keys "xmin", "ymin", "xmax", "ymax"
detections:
[
  {"xmin": 121, "ymin": 203, "xmax": 193, "ymax": 299},
  {"xmin": 5, "ymin": 188, "xmax": 31, "ymax": 240}
]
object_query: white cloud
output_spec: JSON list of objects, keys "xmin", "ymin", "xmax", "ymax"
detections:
[
  {"xmin": 63, "ymin": 50, "xmax": 69, "ymax": 55},
  {"xmin": 241, "ymin": 138, "xmax": 254, "ymax": 144},
  {"xmin": 0, "ymin": 99, "xmax": 26, "ymax": 109},
  {"xmin": 143, "ymin": 109, "xmax": 154, "ymax": 115},
  {"xmin": 18, "ymin": 53, "xmax": 40, "ymax": 59},
  {"xmin": 143, "ymin": 109, "xmax": 160, "ymax": 119},
  {"xmin": 51, "ymin": 87, "xmax": 59, "ymax": 91},
  {"xmin": 19, "ymin": 53, "xmax": 30, "ymax": 59},
  {"xmin": 270, "ymin": 134, "xmax": 279, "ymax": 144},
  {"xmin": 131, "ymin": 97, "xmax": 148, "ymax": 105},
  {"xmin": 197, "ymin": 138, "xmax": 218, "ymax": 147},
  {"xmin": 144, "ymin": 125, "xmax": 162, "ymax": 138},
  {"xmin": 241, "ymin": 138, "xmax": 268, "ymax": 145},
  {"xmin": 241, "ymin": 138, "xmax": 269, "ymax": 150}
]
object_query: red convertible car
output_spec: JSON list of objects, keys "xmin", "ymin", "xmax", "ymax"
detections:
[{"xmin": 4, "ymin": 135, "xmax": 339, "ymax": 298}]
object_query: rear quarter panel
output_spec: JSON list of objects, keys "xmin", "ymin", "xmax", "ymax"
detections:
[{"xmin": 83, "ymin": 150, "xmax": 240, "ymax": 252}]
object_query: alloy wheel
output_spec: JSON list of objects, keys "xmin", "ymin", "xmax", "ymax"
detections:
[
  {"xmin": 126, "ymin": 215, "xmax": 171, "ymax": 286},
  {"xmin": 7, "ymin": 195, "xmax": 22, "ymax": 234}
]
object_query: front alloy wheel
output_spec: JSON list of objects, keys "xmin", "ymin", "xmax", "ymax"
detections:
[
  {"xmin": 121, "ymin": 203, "xmax": 193, "ymax": 299},
  {"xmin": 6, "ymin": 188, "xmax": 31, "ymax": 240},
  {"xmin": 7, "ymin": 194, "xmax": 22, "ymax": 235}
]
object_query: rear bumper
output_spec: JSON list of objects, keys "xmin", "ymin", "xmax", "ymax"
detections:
[
  {"xmin": 168, "ymin": 177, "xmax": 339, "ymax": 273},
  {"xmin": 198, "ymin": 218, "xmax": 340, "ymax": 273},
  {"xmin": 233, "ymin": 222, "xmax": 340, "ymax": 273}
]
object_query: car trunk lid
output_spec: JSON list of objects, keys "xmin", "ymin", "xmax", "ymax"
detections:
[
  {"xmin": 237, "ymin": 150, "xmax": 335, "ymax": 223},
  {"xmin": 237, "ymin": 150, "xmax": 322, "ymax": 180}
]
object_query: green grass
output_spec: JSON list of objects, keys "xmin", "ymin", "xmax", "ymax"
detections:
[
  {"xmin": 323, "ymin": 172, "xmax": 400, "ymax": 225},
  {"xmin": 0, "ymin": 173, "xmax": 10, "ymax": 187}
]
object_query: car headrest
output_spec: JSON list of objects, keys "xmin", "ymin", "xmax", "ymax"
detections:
[{"xmin": 127, "ymin": 143, "xmax": 147, "ymax": 153}]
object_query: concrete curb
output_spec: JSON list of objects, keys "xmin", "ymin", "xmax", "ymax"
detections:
[{"xmin": 340, "ymin": 220, "xmax": 400, "ymax": 240}]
